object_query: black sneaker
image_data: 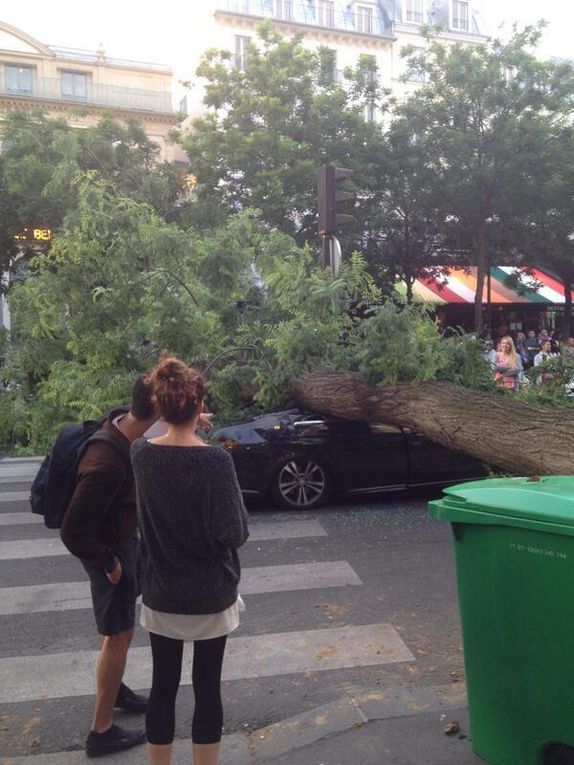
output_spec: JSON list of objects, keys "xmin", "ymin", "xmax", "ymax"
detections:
[
  {"xmin": 86, "ymin": 724, "xmax": 145, "ymax": 758},
  {"xmin": 114, "ymin": 682, "xmax": 148, "ymax": 714}
]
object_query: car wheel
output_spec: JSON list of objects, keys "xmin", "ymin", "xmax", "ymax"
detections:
[{"xmin": 271, "ymin": 458, "xmax": 331, "ymax": 510}]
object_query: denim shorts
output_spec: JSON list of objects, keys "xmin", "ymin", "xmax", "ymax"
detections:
[{"xmin": 82, "ymin": 534, "xmax": 140, "ymax": 636}]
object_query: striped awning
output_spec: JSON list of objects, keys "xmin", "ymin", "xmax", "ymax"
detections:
[{"xmin": 412, "ymin": 267, "xmax": 567, "ymax": 305}]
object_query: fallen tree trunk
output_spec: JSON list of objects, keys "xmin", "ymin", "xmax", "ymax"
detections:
[{"xmin": 292, "ymin": 370, "xmax": 574, "ymax": 476}]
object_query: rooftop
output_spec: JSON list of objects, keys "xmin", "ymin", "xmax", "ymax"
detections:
[
  {"xmin": 214, "ymin": 0, "xmax": 394, "ymax": 39},
  {"xmin": 214, "ymin": 0, "xmax": 487, "ymax": 39},
  {"xmin": 49, "ymin": 46, "xmax": 173, "ymax": 74}
]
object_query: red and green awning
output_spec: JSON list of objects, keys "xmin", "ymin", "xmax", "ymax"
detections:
[{"xmin": 412, "ymin": 267, "xmax": 567, "ymax": 305}]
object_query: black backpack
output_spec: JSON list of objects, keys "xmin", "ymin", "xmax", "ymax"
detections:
[{"xmin": 30, "ymin": 418, "xmax": 130, "ymax": 529}]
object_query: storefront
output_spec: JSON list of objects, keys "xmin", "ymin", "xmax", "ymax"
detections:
[{"xmin": 411, "ymin": 266, "xmax": 570, "ymax": 337}]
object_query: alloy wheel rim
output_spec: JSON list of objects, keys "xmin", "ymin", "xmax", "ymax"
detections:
[{"xmin": 278, "ymin": 460, "xmax": 326, "ymax": 507}]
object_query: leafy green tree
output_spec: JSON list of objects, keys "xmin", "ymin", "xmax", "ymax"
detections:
[
  {"xmin": 359, "ymin": 115, "xmax": 453, "ymax": 301},
  {"xmin": 0, "ymin": 110, "xmax": 182, "ymax": 273},
  {"xmin": 182, "ymin": 22, "xmax": 385, "ymax": 247},
  {"xmin": 513, "ymin": 125, "xmax": 574, "ymax": 336},
  {"xmin": 399, "ymin": 27, "xmax": 574, "ymax": 332},
  {"xmin": 5, "ymin": 175, "xmax": 264, "ymax": 450}
]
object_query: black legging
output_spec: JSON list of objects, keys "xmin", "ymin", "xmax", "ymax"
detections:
[{"xmin": 146, "ymin": 631, "xmax": 228, "ymax": 745}]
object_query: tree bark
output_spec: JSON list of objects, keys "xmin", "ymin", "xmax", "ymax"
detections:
[{"xmin": 292, "ymin": 370, "xmax": 574, "ymax": 476}]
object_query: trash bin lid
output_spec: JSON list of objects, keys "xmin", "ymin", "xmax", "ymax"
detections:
[{"xmin": 429, "ymin": 476, "xmax": 574, "ymax": 534}]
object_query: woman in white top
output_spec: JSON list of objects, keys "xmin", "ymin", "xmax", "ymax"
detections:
[{"xmin": 534, "ymin": 340, "xmax": 558, "ymax": 385}]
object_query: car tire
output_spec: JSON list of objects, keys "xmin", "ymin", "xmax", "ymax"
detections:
[{"xmin": 270, "ymin": 457, "xmax": 331, "ymax": 510}]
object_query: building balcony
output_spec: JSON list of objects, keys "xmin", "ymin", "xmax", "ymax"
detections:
[
  {"xmin": 0, "ymin": 74, "xmax": 173, "ymax": 114},
  {"xmin": 215, "ymin": 0, "xmax": 392, "ymax": 39}
]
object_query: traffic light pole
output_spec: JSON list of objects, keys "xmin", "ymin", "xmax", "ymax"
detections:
[
  {"xmin": 321, "ymin": 234, "xmax": 342, "ymax": 276},
  {"xmin": 317, "ymin": 164, "xmax": 355, "ymax": 276},
  {"xmin": 321, "ymin": 234, "xmax": 332, "ymax": 270}
]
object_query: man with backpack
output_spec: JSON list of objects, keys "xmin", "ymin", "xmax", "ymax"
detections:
[{"xmin": 60, "ymin": 375, "xmax": 158, "ymax": 758}]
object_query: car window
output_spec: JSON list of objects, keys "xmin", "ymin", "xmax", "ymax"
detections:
[{"xmin": 369, "ymin": 423, "xmax": 402, "ymax": 436}]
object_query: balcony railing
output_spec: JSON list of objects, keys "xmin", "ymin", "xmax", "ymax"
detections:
[
  {"xmin": 215, "ymin": 0, "xmax": 392, "ymax": 38},
  {"xmin": 0, "ymin": 74, "xmax": 173, "ymax": 114}
]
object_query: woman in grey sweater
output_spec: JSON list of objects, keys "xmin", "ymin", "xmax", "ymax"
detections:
[{"xmin": 131, "ymin": 356, "xmax": 249, "ymax": 765}]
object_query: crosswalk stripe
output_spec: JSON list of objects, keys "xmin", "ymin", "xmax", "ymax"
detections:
[
  {"xmin": 0, "ymin": 520, "xmax": 327, "ymax": 560},
  {"xmin": 0, "ymin": 561, "xmax": 361, "ymax": 616},
  {"xmin": 0, "ymin": 512, "xmax": 40, "ymax": 524},
  {"xmin": 0, "ymin": 492, "xmax": 30, "ymax": 505},
  {"xmin": 0, "ymin": 622, "xmax": 414, "ymax": 703},
  {"xmin": 0, "ymin": 457, "xmax": 43, "ymax": 463},
  {"xmin": 0, "ymin": 465, "xmax": 39, "ymax": 479}
]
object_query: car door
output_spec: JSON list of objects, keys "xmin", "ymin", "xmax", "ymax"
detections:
[
  {"xmin": 328, "ymin": 420, "xmax": 408, "ymax": 495},
  {"xmin": 404, "ymin": 427, "xmax": 487, "ymax": 487}
]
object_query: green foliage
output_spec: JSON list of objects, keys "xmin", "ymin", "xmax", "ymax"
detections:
[
  {"xmin": 3, "ymin": 176, "xmax": 269, "ymax": 450},
  {"xmin": 346, "ymin": 302, "xmax": 446, "ymax": 386},
  {"xmin": 183, "ymin": 23, "xmax": 384, "ymax": 246},
  {"xmin": 0, "ymin": 388, "xmax": 31, "ymax": 453},
  {"xmin": 398, "ymin": 26, "xmax": 574, "ymax": 331},
  {"xmin": 522, "ymin": 357, "xmax": 574, "ymax": 406},
  {"xmin": 6, "ymin": 27, "xmax": 574, "ymax": 454},
  {"xmin": 244, "ymin": 251, "xmax": 381, "ymax": 407},
  {"xmin": 28, "ymin": 362, "xmax": 134, "ymax": 452},
  {"xmin": 0, "ymin": 110, "xmax": 182, "ymax": 274},
  {"xmin": 437, "ymin": 331, "xmax": 497, "ymax": 391}
]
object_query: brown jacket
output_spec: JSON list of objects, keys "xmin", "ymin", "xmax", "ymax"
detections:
[{"xmin": 60, "ymin": 410, "xmax": 134, "ymax": 572}]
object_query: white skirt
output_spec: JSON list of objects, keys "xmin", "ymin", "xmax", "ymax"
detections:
[{"xmin": 140, "ymin": 596, "xmax": 245, "ymax": 641}]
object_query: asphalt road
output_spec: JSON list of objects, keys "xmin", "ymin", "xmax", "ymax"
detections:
[{"xmin": 0, "ymin": 461, "xmax": 465, "ymax": 761}]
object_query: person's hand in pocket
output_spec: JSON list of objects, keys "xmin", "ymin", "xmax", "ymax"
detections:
[{"xmin": 106, "ymin": 557, "xmax": 123, "ymax": 585}]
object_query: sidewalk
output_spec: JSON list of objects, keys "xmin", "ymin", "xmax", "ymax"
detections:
[
  {"xmin": 4, "ymin": 683, "xmax": 484, "ymax": 764},
  {"xmin": 233, "ymin": 682, "xmax": 484, "ymax": 765}
]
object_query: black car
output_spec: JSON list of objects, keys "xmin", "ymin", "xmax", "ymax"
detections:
[{"xmin": 211, "ymin": 409, "xmax": 488, "ymax": 510}]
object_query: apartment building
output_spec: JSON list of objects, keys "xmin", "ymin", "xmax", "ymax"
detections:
[
  {"xmin": 184, "ymin": 0, "xmax": 488, "ymax": 122},
  {"xmin": 0, "ymin": 20, "xmax": 181, "ymax": 162}
]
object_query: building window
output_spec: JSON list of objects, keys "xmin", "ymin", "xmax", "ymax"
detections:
[
  {"xmin": 356, "ymin": 5, "xmax": 374, "ymax": 33},
  {"xmin": 317, "ymin": 0, "xmax": 335, "ymax": 27},
  {"xmin": 406, "ymin": 47, "xmax": 425, "ymax": 82},
  {"xmin": 319, "ymin": 48, "xmax": 337, "ymax": 83},
  {"xmin": 361, "ymin": 53, "xmax": 378, "ymax": 81},
  {"xmin": 364, "ymin": 102, "xmax": 376, "ymax": 122},
  {"xmin": 452, "ymin": 0, "xmax": 469, "ymax": 31},
  {"xmin": 235, "ymin": 35, "xmax": 251, "ymax": 70},
  {"xmin": 406, "ymin": 0, "xmax": 424, "ymax": 23},
  {"xmin": 5, "ymin": 65, "xmax": 33, "ymax": 94},
  {"xmin": 503, "ymin": 65, "xmax": 517, "ymax": 83},
  {"xmin": 274, "ymin": 0, "xmax": 293, "ymax": 21},
  {"xmin": 61, "ymin": 71, "xmax": 88, "ymax": 100}
]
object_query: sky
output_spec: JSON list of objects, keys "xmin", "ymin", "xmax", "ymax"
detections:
[{"xmin": 2, "ymin": 0, "xmax": 573, "ymax": 79}]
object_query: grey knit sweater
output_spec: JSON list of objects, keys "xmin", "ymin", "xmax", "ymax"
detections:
[{"xmin": 131, "ymin": 440, "xmax": 249, "ymax": 615}]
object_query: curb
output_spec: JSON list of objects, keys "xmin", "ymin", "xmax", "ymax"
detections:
[
  {"xmin": 2, "ymin": 683, "xmax": 468, "ymax": 764},
  {"xmin": 228, "ymin": 682, "xmax": 468, "ymax": 764}
]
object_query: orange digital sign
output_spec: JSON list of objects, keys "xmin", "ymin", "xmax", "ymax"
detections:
[{"xmin": 14, "ymin": 227, "xmax": 53, "ymax": 243}]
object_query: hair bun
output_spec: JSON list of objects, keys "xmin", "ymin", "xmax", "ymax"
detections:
[{"xmin": 149, "ymin": 355, "xmax": 206, "ymax": 426}]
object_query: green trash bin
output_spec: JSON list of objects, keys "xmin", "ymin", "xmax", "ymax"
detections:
[{"xmin": 429, "ymin": 476, "xmax": 574, "ymax": 765}]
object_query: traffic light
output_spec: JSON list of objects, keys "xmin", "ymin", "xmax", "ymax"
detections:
[{"xmin": 317, "ymin": 165, "xmax": 355, "ymax": 236}]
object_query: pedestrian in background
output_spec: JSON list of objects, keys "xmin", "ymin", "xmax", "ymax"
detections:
[
  {"xmin": 61, "ymin": 376, "xmax": 158, "ymax": 757},
  {"xmin": 515, "ymin": 331, "xmax": 529, "ymax": 368},
  {"xmin": 493, "ymin": 336, "xmax": 523, "ymax": 392},
  {"xmin": 534, "ymin": 339, "xmax": 558, "ymax": 385},
  {"xmin": 132, "ymin": 356, "xmax": 249, "ymax": 765},
  {"xmin": 563, "ymin": 337, "xmax": 574, "ymax": 360},
  {"xmin": 524, "ymin": 330, "xmax": 540, "ymax": 368}
]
